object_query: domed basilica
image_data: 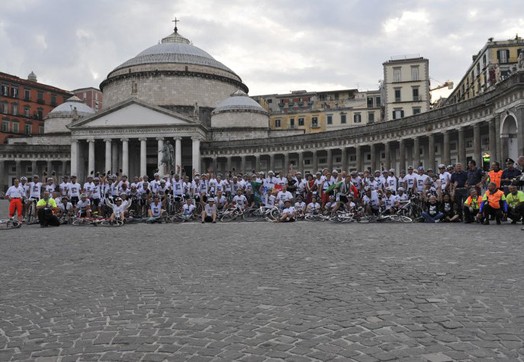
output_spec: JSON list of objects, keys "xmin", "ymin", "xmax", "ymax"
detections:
[{"xmin": 59, "ymin": 25, "xmax": 296, "ymax": 180}]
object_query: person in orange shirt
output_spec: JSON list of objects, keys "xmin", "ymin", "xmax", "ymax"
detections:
[
  {"xmin": 463, "ymin": 188, "xmax": 482, "ymax": 223},
  {"xmin": 479, "ymin": 182, "xmax": 508, "ymax": 225},
  {"xmin": 483, "ymin": 161, "xmax": 503, "ymax": 189}
]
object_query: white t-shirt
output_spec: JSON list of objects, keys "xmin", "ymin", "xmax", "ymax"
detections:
[
  {"xmin": 28, "ymin": 182, "xmax": 42, "ymax": 199},
  {"xmin": 150, "ymin": 202, "xmax": 163, "ymax": 217},
  {"xmin": 67, "ymin": 182, "xmax": 81, "ymax": 198},
  {"xmin": 182, "ymin": 203, "xmax": 196, "ymax": 215}
]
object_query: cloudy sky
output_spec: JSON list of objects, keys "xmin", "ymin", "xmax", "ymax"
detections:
[{"xmin": 1, "ymin": 0, "xmax": 523, "ymax": 99}]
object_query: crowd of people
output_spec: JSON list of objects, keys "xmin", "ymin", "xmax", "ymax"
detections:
[{"xmin": 3, "ymin": 155, "xmax": 524, "ymax": 229}]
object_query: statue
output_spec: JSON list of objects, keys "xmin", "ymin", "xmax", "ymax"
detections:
[
  {"xmin": 159, "ymin": 140, "xmax": 175, "ymax": 173},
  {"xmin": 193, "ymin": 102, "xmax": 199, "ymax": 119},
  {"xmin": 518, "ymin": 50, "xmax": 524, "ymax": 71}
]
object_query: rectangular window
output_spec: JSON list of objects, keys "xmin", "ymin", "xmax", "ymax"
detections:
[
  {"xmin": 319, "ymin": 158, "xmax": 326, "ymax": 164},
  {"xmin": 413, "ymin": 107, "xmax": 421, "ymax": 115},
  {"xmin": 12, "ymin": 103, "xmax": 18, "ymax": 115},
  {"xmin": 37, "ymin": 108, "xmax": 43, "ymax": 120},
  {"xmin": 298, "ymin": 117, "xmax": 304, "ymax": 126},
  {"xmin": 392, "ymin": 109, "xmax": 404, "ymax": 119},
  {"xmin": 354, "ymin": 113, "xmax": 362, "ymax": 123},
  {"xmin": 367, "ymin": 97, "xmax": 374, "ymax": 108},
  {"xmin": 412, "ymin": 87, "xmax": 419, "ymax": 101},
  {"xmin": 393, "ymin": 67, "xmax": 401, "ymax": 82},
  {"xmin": 37, "ymin": 91, "xmax": 44, "ymax": 104},
  {"xmin": 311, "ymin": 117, "xmax": 319, "ymax": 128},
  {"xmin": 0, "ymin": 85, "xmax": 8, "ymax": 96},
  {"xmin": 24, "ymin": 124, "xmax": 31, "ymax": 135},
  {"xmin": 327, "ymin": 115, "xmax": 333, "ymax": 125},
  {"xmin": 24, "ymin": 106, "xmax": 30, "ymax": 117},
  {"xmin": 341, "ymin": 114, "xmax": 347, "ymax": 124},
  {"xmin": 51, "ymin": 94, "xmax": 57, "ymax": 106},
  {"xmin": 466, "ymin": 140, "xmax": 473, "ymax": 148},
  {"xmin": 411, "ymin": 66, "xmax": 419, "ymax": 81},
  {"xmin": 375, "ymin": 96, "xmax": 381, "ymax": 106},
  {"xmin": 1, "ymin": 120, "xmax": 8, "ymax": 132},
  {"xmin": 1, "ymin": 102, "xmax": 8, "ymax": 114},
  {"xmin": 275, "ymin": 119, "xmax": 281, "ymax": 128},
  {"xmin": 290, "ymin": 118, "xmax": 295, "ymax": 127},
  {"xmin": 11, "ymin": 87, "xmax": 19, "ymax": 98},
  {"xmin": 395, "ymin": 89, "xmax": 401, "ymax": 102},
  {"xmin": 304, "ymin": 159, "xmax": 311, "ymax": 165},
  {"xmin": 368, "ymin": 112, "xmax": 375, "ymax": 122},
  {"xmin": 497, "ymin": 49, "xmax": 509, "ymax": 64},
  {"xmin": 12, "ymin": 122, "xmax": 19, "ymax": 133},
  {"xmin": 24, "ymin": 89, "xmax": 30, "ymax": 101}
]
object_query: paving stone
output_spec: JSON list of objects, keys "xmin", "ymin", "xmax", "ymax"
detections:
[{"xmin": 0, "ymin": 223, "xmax": 523, "ymax": 361}]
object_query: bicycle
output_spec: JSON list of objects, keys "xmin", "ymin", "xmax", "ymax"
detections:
[
  {"xmin": 25, "ymin": 198, "xmax": 39, "ymax": 224},
  {"xmin": 220, "ymin": 207, "xmax": 245, "ymax": 222},
  {"xmin": 244, "ymin": 205, "xmax": 280, "ymax": 222},
  {"xmin": 0, "ymin": 218, "xmax": 22, "ymax": 230}
]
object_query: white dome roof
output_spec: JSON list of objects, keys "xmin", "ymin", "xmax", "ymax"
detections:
[
  {"xmin": 48, "ymin": 96, "xmax": 95, "ymax": 118},
  {"xmin": 212, "ymin": 90, "xmax": 268, "ymax": 115},
  {"xmin": 111, "ymin": 29, "xmax": 237, "ymax": 75}
]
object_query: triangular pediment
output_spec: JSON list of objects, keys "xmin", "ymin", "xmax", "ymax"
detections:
[{"xmin": 68, "ymin": 99, "xmax": 195, "ymax": 129}]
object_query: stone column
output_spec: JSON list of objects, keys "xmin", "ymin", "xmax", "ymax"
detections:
[
  {"xmin": 121, "ymin": 138, "xmax": 129, "ymax": 177},
  {"xmin": 341, "ymin": 147, "xmax": 348, "ymax": 172},
  {"xmin": 473, "ymin": 123, "xmax": 481, "ymax": 163},
  {"xmin": 495, "ymin": 116, "xmax": 502, "ymax": 164},
  {"xmin": 104, "ymin": 138, "xmax": 112, "ymax": 173},
  {"xmin": 312, "ymin": 150, "xmax": 318, "ymax": 173},
  {"xmin": 174, "ymin": 137, "xmax": 182, "ymax": 175},
  {"xmin": 191, "ymin": 136, "xmax": 201, "ymax": 174},
  {"xmin": 61, "ymin": 160, "xmax": 68, "ymax": 177},
  {"xmin": 241, "ymin": 155, "xmax": 246, "ymax": 173},
  {"xmin": 87, "ymin": 139, "xmax": 95, "ymax": 175},
  {"xmin": 31, "ymin": 160, "xmax": 37, "ymax": 175},
  {"xmin": 283, "ymin": 153, "xmax": 290, "ymax": 174},
  {"xmin": 157, "ymin": 137, "xmax": 164, "ymax": 173},
  {"xmin": 442, "ymin": 131, "xmax": 450, "ymax": 166},
  {"xmin": 254, "ymin": 154, "xmax": 260, "ymax": 172},
  {"xmin": 226, "ymin": 156, "xmax": 232, "ymax": 173},
  {"xmin": 0, "ymin": 160, "xmax": 5, "ymax": 191},
  {"xmin": 488, "ymin": 120, "xmax": 497, "ymax": 163},
  {"xmin": 413, "ymin": 137, "xmax": 420, "ymax": 167},
  {"xmin": 298, "ymin": 151, "xmax": 304, "ymax": 174},
  {"xmin": 384, "ymin": 142, "xmax": 391, "ymax": 170},
  {"xmin": 70, "ymin": 140, "xmax": 79, "ymax": 177},
  {"xmin": 355, "ymin": 145, "xmax": 363, "ymax": 172},
  {"xmin": 458, "ymin": 127, "xmax": 466, "ymax": 165},
  {"xmin": 269, "ymin": 154, "xmax": 275, "ymax": 171},
  {"xmin": 112, "ymin": 140, "xmax": 119, "ymax": 173},
  {"xmin": 399, "ymin": 139, "xmax": 406, "ymax": 172},
  {"xmin": 140, "ymin": 138, "xmax": 147, "ymax": 177},
  {"xmin": 326, "ymin": 149, "xmax": 333, "ymax": 171},
  {"xmin": 15, "ymin": 160, "xmax": 22, "ymax": 177},
  {"xmin": 370, "ymin": 144, "xmax": 376, "ymax": 171},
  {"xmin": 46, "ymin": 160, "xmax": 52, "ymax": 175},
  {"xmin": 427, "ymin": 134, "xmax": 435, "ymax": 170}
]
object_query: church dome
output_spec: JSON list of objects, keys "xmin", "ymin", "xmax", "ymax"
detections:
[
  {"xmin": 211, "ymin": 90, "xmax": 269, "ymax": 130},
  {"xmin": 111, "ymin": 31, "xmax": 236, "ymax": 75},
  {"xmin": 212, "ymin": 90, "xmax": 268, "ymax": 115},
  {"xmin": 45, "ymin": 96, "xmax": 95, "ymax": 134},
  {"xmin": 48, "ymin": 96, "xmax": 95, "ymax": 118},
  {"xmin": 100, "ymin": 26, "xmax": 249, "ymax": 111}
]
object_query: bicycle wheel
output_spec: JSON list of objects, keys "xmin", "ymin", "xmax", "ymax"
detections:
[
  {"xmin": 269, "ymin": 208, "xmax": 281, "ymax": 221},
  {"xmin": 71, "ymin": 218, "xmax": 87, "ymax": 226},
  {"xmin": 220, "ymin": 212, "xmax": 235, "ymax": 222},
  {"xmin": 244, "ymin": 208, "xmax": 264, "ymax": 222},
  {"xmin": 397, "ymin": 215, "xmax": 412, "ymax": 223}
]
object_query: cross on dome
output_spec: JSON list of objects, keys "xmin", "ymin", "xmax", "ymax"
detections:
[{"xmin": 172, "ymin": 17, "xmax": 180, "ymax": 33}]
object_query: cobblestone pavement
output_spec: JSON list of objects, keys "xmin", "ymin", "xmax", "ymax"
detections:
[{"xmin": 0, "ymin": 208, "xmax": 524, "ymax": 361}]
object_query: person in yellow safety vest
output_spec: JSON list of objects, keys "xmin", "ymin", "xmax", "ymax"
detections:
[
  {"xmin": 506, "ymin": 182, "xmax": 524, "ymax": 225},
  {"xmin": 479, "ymin": 182, "xmax": 508, "ymax": 225},
  {"xmin": 463, "ymin": 188, "xmax": 482, "ymax": 223},
  {"xmin": 483, "ymin": 161, "xmax": 503, "ymax": 189}
]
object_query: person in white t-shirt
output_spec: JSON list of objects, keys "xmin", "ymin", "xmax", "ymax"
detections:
[
  {"xmin": 181, "ymin": 198, "xmax": 196, "ymax": 221},
  {"xmin": 279, "ymin": 200, "xmax": 296, "ymax": 222},
  {"xmin": 306, "ymin": 196, "xmax": 322, "ymax": 215}
]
